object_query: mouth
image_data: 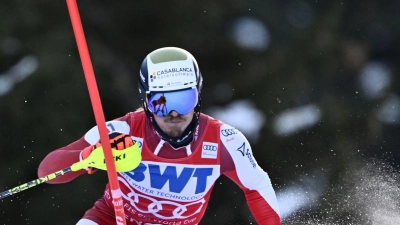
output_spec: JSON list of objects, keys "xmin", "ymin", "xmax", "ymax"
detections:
[
  {"xmin": 164, "ymin": 115, "xmax": 185, "ymax": 123},
  {"xmin": 166, "ymin": 119, "xmax": 184, "ymax": 123}
]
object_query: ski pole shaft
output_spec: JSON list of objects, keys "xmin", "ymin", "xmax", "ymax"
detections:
[{"xmin": 0, "ymin": 167, "xmax": 72, "ymax": 200}]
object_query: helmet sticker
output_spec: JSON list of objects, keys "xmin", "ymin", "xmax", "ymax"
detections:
[{"xmin": 147, "ymin": 60, "xmax": 196, "ymax": 90}]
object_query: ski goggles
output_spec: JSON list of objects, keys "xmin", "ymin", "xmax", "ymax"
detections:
[{"xmin": 146, "ymin": 88, "xmax": 198, "ymax": 117}]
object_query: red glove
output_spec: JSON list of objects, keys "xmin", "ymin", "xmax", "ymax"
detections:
[{"xmin": 81, "ymin": 132, "xmax": 134, "ymax": 174}]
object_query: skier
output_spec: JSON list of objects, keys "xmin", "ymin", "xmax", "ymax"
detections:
[{"xmin": 38, "ymin": 47, "xmax": 281, "ymax": 225}]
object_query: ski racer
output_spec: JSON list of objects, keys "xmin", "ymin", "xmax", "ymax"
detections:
[{"xmin": 38, "ymin": 47, "xmax": 281, "ymax": 225}]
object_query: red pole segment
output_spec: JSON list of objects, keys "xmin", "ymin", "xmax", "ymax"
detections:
[{"xmin": 65, "ymin": 0, "xmax": 126, "ymax": 224}]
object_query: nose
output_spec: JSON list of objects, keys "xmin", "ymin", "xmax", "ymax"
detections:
[{"xmin": 168, "ymin": 110, "xmax": 179, "ymax": 117}]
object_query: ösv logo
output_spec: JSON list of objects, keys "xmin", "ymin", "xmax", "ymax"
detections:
[{"xmin": 124, "ymin": 162, "xmax": 219, "ymax": 194}]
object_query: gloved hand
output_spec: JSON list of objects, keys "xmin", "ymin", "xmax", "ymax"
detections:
[{"xmin": 81, "ymin": 132, "xmax": 134, "ymax": 174}]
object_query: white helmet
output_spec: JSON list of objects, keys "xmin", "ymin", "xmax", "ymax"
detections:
[{"xmin": 139, "ymin": 47, "xmax": 203, "ymax": 100}]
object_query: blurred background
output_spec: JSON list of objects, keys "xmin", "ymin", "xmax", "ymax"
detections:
[{"xmin": 1, "ymin": 0, "xmax": 400, "ymax": 224}]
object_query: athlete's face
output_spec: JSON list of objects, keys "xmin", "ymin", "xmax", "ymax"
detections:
[{"xmin": 153, "ymin": 110, "xmax": 194, "ymax": 137}]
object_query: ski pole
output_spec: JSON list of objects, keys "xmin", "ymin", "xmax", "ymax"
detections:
[{"xmin": 0, "ymin": 143, "xmax": 141, "ymax": 200}]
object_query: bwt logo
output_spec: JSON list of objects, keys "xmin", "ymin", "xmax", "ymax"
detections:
[
  {"xmin": 125, "ymin": 163, "xmax": 214, "ymax": 194},
  {"xmin": 221, "ymin": 128, "xmax": 237, "ymax": 137},
  {"xmin": 203, "ymin": 144, "xmax": 217, "ymax": 151}
]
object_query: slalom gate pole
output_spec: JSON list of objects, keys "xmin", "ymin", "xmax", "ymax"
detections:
[{"xmin": 65, "ymin": 1, "xmax": 126, "ymax": 224}]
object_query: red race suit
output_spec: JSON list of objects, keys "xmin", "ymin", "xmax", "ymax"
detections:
[{"xmin": 38, "ymin": 110, "xmax": 281, "ymax": 225}]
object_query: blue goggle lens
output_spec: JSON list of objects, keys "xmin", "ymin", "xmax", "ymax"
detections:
[{"xmin": 147, "ymin": 88, "xmax": 198, "ymax": 117}]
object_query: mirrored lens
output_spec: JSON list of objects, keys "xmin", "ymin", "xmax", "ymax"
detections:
[{"xmin": 147, "ymin": 88, "xmax": 198, "ymax": 117}]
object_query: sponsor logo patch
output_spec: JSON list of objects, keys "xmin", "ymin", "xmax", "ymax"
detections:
[
  {"xmin": 119, "ymin": 161, "xmax": 220, "ymax": 220},
  {"xmin": 237, "ymin": 142, "xmax": 257, "ymax": 168},
  {"xmin": 221, "ymin": 128, "xmax": 237, "ymax": 137},
  {"xmin": 155, "ymin": 67, "xmax": 193, "ymax": 75},
  {"xmin": 201, "ymin": 142, "xmax": 218, "ymax": 159}
]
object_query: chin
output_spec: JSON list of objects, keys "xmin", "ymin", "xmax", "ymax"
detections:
[{"xmin": 166, "ymin": 130, "xmax": 184, "ymax": 138}]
